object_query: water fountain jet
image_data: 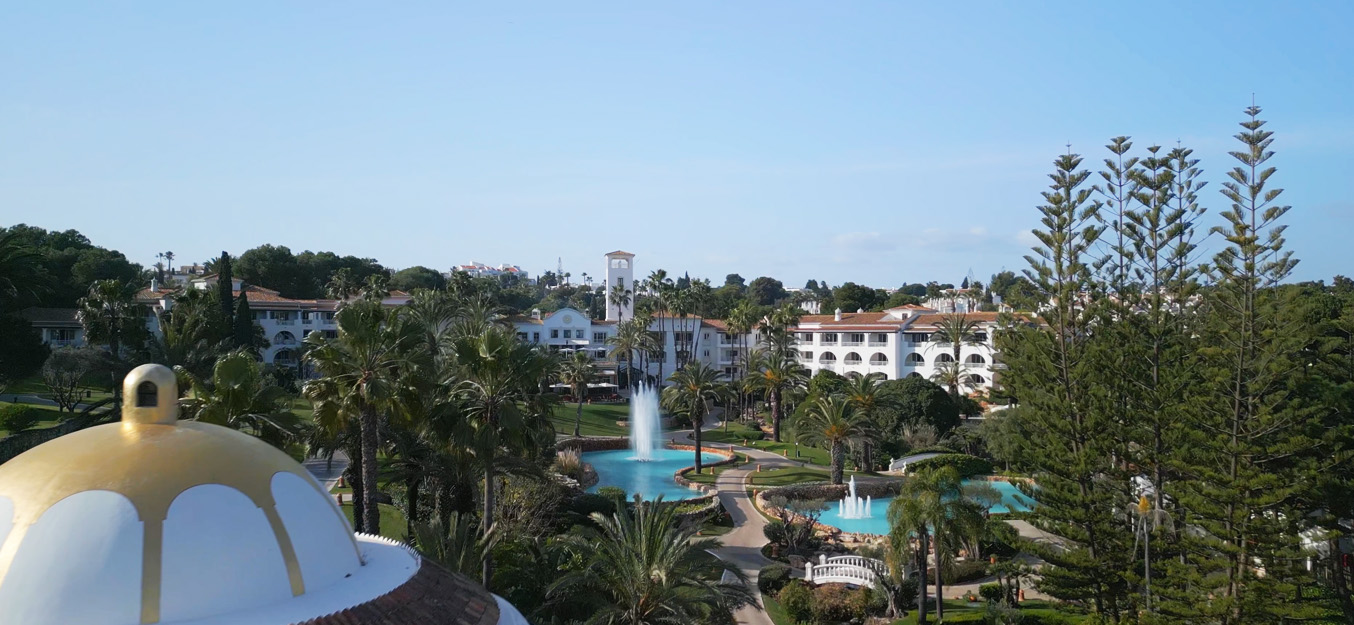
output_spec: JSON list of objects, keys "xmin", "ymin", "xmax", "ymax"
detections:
[
  {"xmin": 628, "ymin": 385, "xmax": 661, "ymax": 461},
  {"xmin": 839, "ymin": 475, "xmax": 872, "ymax": 520}
]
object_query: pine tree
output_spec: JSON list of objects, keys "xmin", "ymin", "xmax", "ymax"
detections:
[
  {"xmin": 997, "ymin": 151, "xmax": 1133, "ymax": 618},
  {"xmin": 216, "ymin": 251, "xmax": 234, "ymax": 329},
  {"xmin": 1164, "ymin": 106, "xmax": 1322, "ymax": 624}
]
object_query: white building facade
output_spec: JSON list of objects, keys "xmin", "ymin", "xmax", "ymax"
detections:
[{"xmin": 791, "ymin": 306, "xmax": 1003, "ymax": 392}]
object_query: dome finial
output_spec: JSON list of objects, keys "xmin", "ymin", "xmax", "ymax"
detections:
[{"xmin": 121, "ymin": 364, "xmax": 179, "ymax": 425}]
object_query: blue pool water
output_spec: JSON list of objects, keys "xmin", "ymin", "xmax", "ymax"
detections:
[
  {"xmin": 820, "ymin": 479, "xmax": 1034, "ymax": 535},
  {"xmin": 585, "ymin": 449, "xmax": 725, "ymax": 501}
]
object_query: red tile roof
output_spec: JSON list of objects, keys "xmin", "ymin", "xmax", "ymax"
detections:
[
  {"xmin": 297, "ymin": 560, "xmax": 499, "ymax": 625},
  {"xmin": 605, "ymin": 250, "xmax": 635, "ymax": 256}
]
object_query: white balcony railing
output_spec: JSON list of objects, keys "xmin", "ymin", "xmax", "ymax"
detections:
[
  {"xmin": 843, "ymin": 341, "xmax": 862, "ymax": 347},
  {"xmin": 868, "ymin": 341, "xmax": 887, "ymax": 347},
  {"xmin": 273, "ymin": 319, "xmax": 296, "ymax": 326}
]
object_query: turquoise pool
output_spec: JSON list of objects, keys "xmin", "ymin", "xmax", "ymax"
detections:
[
  {"xmin": 819, "ymin": 479, "xmax": 1034, "ymax": 535},
  {"xmin": 584, "ymin": 448, "xmax": 725, "ymax": 501}
]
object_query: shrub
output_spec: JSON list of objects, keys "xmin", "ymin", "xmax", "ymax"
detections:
[
  {"xmin": 979, "ymin": 582, "xmax": 1003, "ymax": 602},
  {"xmin": 907, "ymin": 453, "xmax": 993, "ymax": 478},
  {"xmin": 0, "ymin": 405, "xmax": 42, "ymax": 433},
  {"xmin": 757, "ymin": 563, "xmax": 792, "ymax": 595},
  {"xmin": 777, "ymin": 580, "xmax": 814, "ymax": 624},
  {"xmin": 569, "ymin": 493, "xmax": 615, "ymax": 518},
  {"xmin": 811, "ymin": 584, "xmax": 859, "ymax": 623},
  {"xmin": 553, "ymin": 449, "xmax": 584, "ymax": 479},
  {"xmin": 849, "ymin": 585, "xmax": 887, "ymax": 618},
  {"xmin": 596, "ymin": 486, "xmax": 626, "ymax": 501}
]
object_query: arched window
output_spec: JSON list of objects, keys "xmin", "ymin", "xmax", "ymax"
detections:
[
  {"xmin": 819, "ymin": 353, "xmax": 837, "ymax": 364},
  {"xmin": 905, "ymin": 353, "xmax": 925, "ymax": 366},
  {"xmin": 274, "ymin": 349, "xmax": 297, "ymax": 366},
  {"xmin": 907, "ymin": 372, "xmax": 923, "ymax": 379},
  {"xmin": 967, "ymin": 374, "xmax": 986, "ymax": 385},
  {"xmin": 935, "ymin": 353, "xmax": 955, "ymax": 363},
  {"xmin": 273, "ymin": 331, "xmax": 297, "ymax": 346},
  {"xmin": 965, "ymin": 354, "xmax": 986, "ymax": 365},
  {"xmin": 136, "ymin": 382, "xmax": 158, "ymax": 407},
  {"xmin": 869, "ymin": 353, "xmax": 888, "ymax": 365},
  {"xmin": 844, "ymin": 352, "xmax": 862, "ymax": 365}
]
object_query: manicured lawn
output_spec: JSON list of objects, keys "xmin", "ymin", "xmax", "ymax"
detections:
[
  {"xmin": 747, "ymin": 466, "xmax": 868, "ymax": 487},
  {"xmin": 289, "ymin": 397, "xmax": 314, "ymax": 423},
  {"xmin": 339, "ymin": 501, "xmax": 408, "ymax": 542},
  {"xmin": 3, "ymin": 374, "xmax": 115, "ymax": 404},
  {"xmin": 551, "ymin": 402, "xmax": 630, "ymax": 437},
  {"xmin": 763, "ymin": 595, "xmax": 791, "ymax": 625},
  {"xmin": 888, "ymin": 600, "xmax": 1088, "ymax": 624},
  {"xmin": 703, "ymin": 422, "xmax": 839, "ymax": 467}
]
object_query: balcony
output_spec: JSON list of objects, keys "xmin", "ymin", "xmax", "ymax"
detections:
[
  {"xmin": 842, "ymin": 341, "xmax": 862, "ymax": 347},
  {"xmin": 48, "ymin": 338, "xmax": 78, "ymax": 348},
  {"xmin": 302, "ymin": 318, "xmax": 313, "ymax": 325},
  {"xmin": 868, "ymin": 340, "xmax": 887, "ymax": 347},
  {"xmin": 272, "ymin": 319, "xmax": 296, "ymax": 326}
]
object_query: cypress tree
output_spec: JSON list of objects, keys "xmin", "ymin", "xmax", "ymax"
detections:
[
  {"xmin": 217, "ymin": 251, "xmax": 234, "ymax": 329},
  {"xmin": 233, "ymin": 292, "xmax": 255, "ymax": 351},
  {"xmin": 997, "ymin": 151, "xmax": 1133, "ymax": 618}
]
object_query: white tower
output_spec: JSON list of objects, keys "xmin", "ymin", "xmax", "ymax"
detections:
[{"xmin": 604, "ymin": 250, "xmax": 635, "ymax": 321}]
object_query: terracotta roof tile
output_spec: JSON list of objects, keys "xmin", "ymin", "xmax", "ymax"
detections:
[{"xmin": 297, "ymin": 560, "xmax": 500, "ymax": 625}]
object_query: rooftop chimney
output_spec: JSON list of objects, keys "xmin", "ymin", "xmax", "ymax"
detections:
[
  {"xmin": 834, "ymin": 308, "xmax": 842, "ymax": 321},
  {"xmin": 150, "ymin": 278, "xmax": 158, "ymax": 292},
  {"xmin": 531, "ymin": 308, "xmax": 542, "ymax": 320}
]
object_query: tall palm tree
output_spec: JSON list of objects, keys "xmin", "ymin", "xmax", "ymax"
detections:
[
  {"xmin": 646, "ymin": 270, "xmax": 670, "ymax": 382},
  {"xmin": 931, "ymin": 313, "xmax": 985, "ymax": 400},
  {"xmin": 887, "ymin": 466, "xmax": 990, "ymax": 623},
  {"xmin": 796, "ymin": 396, "xmax": 871, "ymax": 484},
  {"xmin": 302, "ymin": 300, "xmax": 418, "ymax": 535},
  {"xmin": 726, "ymin": 302, "xmax": 757, "ymax": 419},
  {"xmin": 145, "ymin": 289, "xmax": 232, "ymax": 383},
  {"xmin": 451, "ymin": 325, "xmax": 554, "ymax": 588},
  {"xmin": 607, "ymin": 319, "xmax": 641, "ymax": 391},
  {"xmin": 181, "ymin": 351, "xmax": 304, "ymax": 447},
  {"xmin": 560, "ymin": 350, "xmax": 597, "ymax": 437},
  {"xmin": 661, "ymin": 362, "xmax": 723, "ymax": 473},
  {"xmin": 842, "ymin": 372, "xmax": 888, "ymax": 471},
  {"xmin": 748, "ymin": 348, "xmax": 808, "ymax": 442},
  {"xmin": 325, "ymin": 267, "xmax": 361, "ymax": 301},
  {"xmin": 551, "ymin": 496, "xmax": 754, "ymax": 624},
  {"xmin": 78, "ymin": 279, "xmax": 145, "ymax": 360},
  {"xmin": 609, "ymin": 283, "xmax": 632, "ymax": 323}
]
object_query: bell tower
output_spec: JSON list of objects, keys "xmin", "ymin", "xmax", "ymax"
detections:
[{"xmin": 604, "ymin": 250, "xmax": 635, "ymax": 321}]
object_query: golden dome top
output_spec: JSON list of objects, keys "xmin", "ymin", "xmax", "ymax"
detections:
[{"xmin": 0, "ymin": 364, "xmax": 362, "ymax": 624}]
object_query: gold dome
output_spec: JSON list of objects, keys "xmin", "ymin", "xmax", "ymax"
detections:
[{"xmin": 0, "ymin": 364, "xmax": 360, "ymax": 624}]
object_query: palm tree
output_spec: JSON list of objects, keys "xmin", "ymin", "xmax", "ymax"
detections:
[
  {"xmin": 180, "ymin": 351, "xmax": 303, "ymax": 447},
  {"xmin": 725, "ymin": 302, "xmax": 757, "ymax": 419},
  {"xmin": 609, "ymin": 283, "xmax": 632, "ymax": 322},
  {"xmin": 887, "ymin": 466, "xmax": 990, "ymax": 623},
  {"xmin": 144, "ymin": 290, "xmax": 232, "ymax": 383},
  {"xmin": 302, "ymin": 300, "xmax": 418, "ymax": 535},
  {"xmin": 661, "ymin": 362, "xmax": 723, "ymax": 473},
  {"xmin": 842, "ymin": 372, "xmax": 888, "ymax": 471},
  {"xmin": 795, "ymin": 396, "xmax": 871, "ymax": 484},
  {"xmin": 560, "ymin": 350, "xmax": 597, "ymax": 437},
  {"xmin": 747, "ymin": 348, "xmax": 808, "ymax": 442},
  {"xmin": 646, "ymin": 270, "xmax": 670, "ymax": 382},
  {"xmin": 607, "ymin": 319, "xmax": 641, "ymax": 391},
  {"xmin": 931, "ymin": 313, "xmax": 984, "ymax": 400},
  {"xmin": 451, "ymin": 325, "xmax": 554, "ymax": 588},
  {"xmin": 550, "ymin": 496, "xmax": 754, "ymax": 624},
  {"xmin": 325, "ymin": 267, "xmax": 361, "ymax": 301}
]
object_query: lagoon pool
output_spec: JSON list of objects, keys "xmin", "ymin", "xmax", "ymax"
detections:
[
  {"xmin": 819, "ymin": 479, "xmax": 1034, "ymax": 535},
  {"xmin": 584, "ymin": 448, "xmax": 724, "ymax": 501}
]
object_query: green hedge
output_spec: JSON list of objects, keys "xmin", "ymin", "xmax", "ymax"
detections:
[
  {"xmin": 757, "ymin": 563, "xmax": 792, "ymax": 595},
  {"xmin": 0, "ymin": 405, "xmax": 42, "ymax": 434},
  {"xmin": 907, "ymin": 453, "xmax": 993, "ymax": 478}
]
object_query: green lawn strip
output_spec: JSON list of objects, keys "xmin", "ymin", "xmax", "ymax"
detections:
[
  {"xmin": 763, "ymin": 595, "xmax": 791, "ymax": 625},
  {"xmin": 550, "ymin": 403, "xmax": 630, "ymax": 437},
  {"xmin": 685, "ymin": 452, "xmax": 751, "ymax": 485},
  {"xmin": 746, "ymin": 465, "xmax": 872, "ymax": 487},
  {"xmin": 338, "ymin": 501, "xmax": 408, "ymax": 542}
]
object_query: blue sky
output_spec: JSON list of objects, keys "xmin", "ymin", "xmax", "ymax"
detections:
[{"xmin": 3, "ymin": 2, "xmax": 1351, "ymax": 288}]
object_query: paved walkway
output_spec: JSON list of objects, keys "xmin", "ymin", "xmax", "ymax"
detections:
[{"xmin": 302, "ymin": 451, "xmax": 350, "ymax": 496}]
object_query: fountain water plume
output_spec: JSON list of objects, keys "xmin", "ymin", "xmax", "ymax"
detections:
[
  {"xmin": 629, "ymin": 385, "xmax": 661, "ymax": 461},
  {"xmin": 839, "ymin": 476, "xmax": 872, "ymax": 519}
]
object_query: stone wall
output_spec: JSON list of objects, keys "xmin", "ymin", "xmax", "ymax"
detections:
[{"xmin": 670, "ymin": 446, "xmax": 738, "ymax": 495}]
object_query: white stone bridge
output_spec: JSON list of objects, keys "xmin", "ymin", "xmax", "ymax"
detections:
[{"xmin": 803, "ymin": 554, "xmax": 890, "ymax": 588}]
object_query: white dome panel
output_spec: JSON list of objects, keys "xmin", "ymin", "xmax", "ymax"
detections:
[
  {"xmin": 0, "ymin": 494, "xmax": 13, "ymax": 548},
  {"xmin": 160, "ymin": 485, "xmax": 292, "ymax": 622},
  {"xmin": 0, "ymin": 490, "xmax": 142, "ymax": 625},
  {"xmin": 271, "ymin": 472, "xmax": 360, "ymax": 593}
]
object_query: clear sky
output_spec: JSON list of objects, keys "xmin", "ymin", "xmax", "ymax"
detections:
[{"xmin": 3, "ymin": 2, "xmax": 1351, "ymax": 288}]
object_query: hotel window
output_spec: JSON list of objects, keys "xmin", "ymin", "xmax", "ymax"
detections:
[
  {"xmin": 797, "ymin": 332, "xmax": 813, "ymax": 342},
  {"xmin": 906, "ymin": 333, "xmax": 930, "ymax": 344},
  {"xmin": 593, "ymin": 332, "xmax": 606, "ymax": 343},
  {"xmin": 551, "ymin": 329, "xmax": 560, "ymax": 339},
  {"xmin": 562, "ymin": 329, "xmax": 571, "ymax": 339},
  {"xmin": 517, "ymin": 332, "xmax": 528, "ymax": 341},
  {"xmin": 532, "ymin": 332, "xmax": 540, "ymax": 343},
  {"xmin": 821, "ymin": 333, "xmax": 838, "ymax": 345},
  {"xmin": 974, "ymin": 332, "xmax": 988, "ymax": 342},
  {"xmin": 846, "ymin": 333, "xmax": 864, "ymax": 345},
  {"xmin": 871, "ymin": 333, "xmax": 889, "ymax": 344}
]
